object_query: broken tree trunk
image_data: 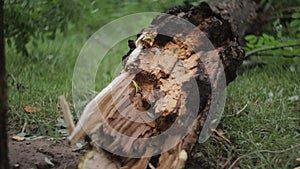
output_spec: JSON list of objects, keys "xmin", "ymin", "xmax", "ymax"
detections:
[{"xmin": 69, "ymin": 0, "xmax": 259, "ymax": 168}]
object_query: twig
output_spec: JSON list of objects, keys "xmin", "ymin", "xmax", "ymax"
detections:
[
  {"xmin": 270, "ymin": 6, "xmax": 300, "ymax": 15},
  {"xmin": 72, "ymin": 142, "xmax": 88, "ymax": 152},
  {"xmin": 148, "ymin": 163, "xmax": 155, "ymax": 169},
  {"xmin": 223, "ymin": 101, "xmax": 250, "ymax": 118},
  {"xmin": 245, "ymin": 43, "xmax": 300, "ymax": 60},
  {"xmin": 21, "ymin": 120, "xmax": 27, "ymax": 133},
  {"xmin": 228, "ymin": 143, "xmax": 300, "ymax": 169},
  {"xmin": 212, "ymin": 129, "xmax": 232, "ymax": 145},
  {"xmin": 221, "ymin": 156, "xmax": 234, "ymax": 169},
  {"xmin": 59, "ymin": 95, "xmax": 75, "ymax": 135},
  {"xmin": 236, "ymin": 101, "xmax": 249, "ymax": 116},
  {"xmin": 266, "ymin": 15, "xmax": 293, "ymax": 22}
]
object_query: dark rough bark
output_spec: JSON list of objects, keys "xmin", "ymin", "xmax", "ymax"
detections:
[
  {"xmin": 209, "ymin": 0, "xmax": 258, "ymax": 38},
  {"xmin": 0, "ymin": 0, "xmax": 9, "ymax": 168},
  {"xmin": 69, "ymin": 0, "xmax": 259, "ymax": 169}
]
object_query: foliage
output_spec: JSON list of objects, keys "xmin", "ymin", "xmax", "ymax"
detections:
[
  {"xmin": 289, "ymin": 9, "xmax": 300, "ymax": 38},
  {"xmin": 80, "ymin": 0, "xmax": 200, "ymax": 33},
  {"xmin": 245, "ymin": 8, "xmax": 300, "ymax": 60},
  {"xmin": 259, "ymin": 0, "xmax": 300, "ymax": 13},
  {"xmin": 4, "ymin": 0, "xmax": 203, "ymax": 56},
  {"xmin": 4, "ymin": 0, "xmax": 81, "ymax": 56}
]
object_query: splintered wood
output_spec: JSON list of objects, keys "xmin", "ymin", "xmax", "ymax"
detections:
[
  {"xmin": 59, "ymin": 95, "xmax": 75, "ymax": 134},
  {"xmin": 69, "ymin": 0, "xmax": 258, "ymax": 168}
]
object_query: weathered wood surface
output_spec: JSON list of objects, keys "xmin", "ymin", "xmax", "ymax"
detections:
[{"xmin": 69, "ymin": 0, "xmax": 259, "ymax": 168}]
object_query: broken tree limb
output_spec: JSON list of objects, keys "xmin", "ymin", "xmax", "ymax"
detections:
[{"xmin": 69, "ymin": 0, "xmax": 260, "ymax": 168}]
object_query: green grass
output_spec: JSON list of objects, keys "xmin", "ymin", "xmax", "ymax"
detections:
[
  {"xmin": 6, "ymin": 0, "xmax": 179, "ymax": 136},
  {"xmin": 7, "ymin": 31, "xmax": 86, "ymax": 136},
  {"xmin": 6, "ymin": 0, "xmax": 300, "ymax": 168},
  {"xmin": 195, "ymin": 62, "xmax": 300, "ymax": 168}
]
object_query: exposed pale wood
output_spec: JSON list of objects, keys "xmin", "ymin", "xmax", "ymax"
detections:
[
  {"xmin": 68, "ymin": 71, "xmax": 135, "ymax": 144},
  {"xmin": 59, "ymin": 95, "xmax": 75, "ymax": 135}
]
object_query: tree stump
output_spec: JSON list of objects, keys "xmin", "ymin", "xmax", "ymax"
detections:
[{"xmin": 69, "ymin": 0, "xmax": 259, "ymax": 168}]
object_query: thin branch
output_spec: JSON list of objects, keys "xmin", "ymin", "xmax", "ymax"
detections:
[
  {"xmin": 21, "ymin": 120, "xmax": 27, "ymax": 133},
  {"xmin": 245, "ymin": 43, "xmax": 300, "ymax": 60},
  {"xmin": 266, "ymin": 15, "xmax": 294, "ymax": 22},
  {"xmin": 256, "ymin": 52, "xmax": 300, "ymax": 58},
  {"xmin": 236, "ymin": 101, "xmax": 249, "ymax": 116},
  {"xmin": 221, "ymin": 156, "xmax": 234, "ymax": 169},
  {"xmin": 228, "ymin": 143, "xmax": 300, "ymax": 169},
  {"xmin": 270, "ymin": 6, "xmax": 300, "ymax": 15}
]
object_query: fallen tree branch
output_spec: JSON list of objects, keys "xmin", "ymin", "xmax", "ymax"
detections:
[
  {"xmin": 228, "ymin": 143, "xmax": 300, "ymax": 169},
  {"xmin": 69, "ymin": 0, "xmax": 262, "ymax": 168},
  {"xmin": 245, "ymin": 43, "xmax": 300, "ymax": 60}
]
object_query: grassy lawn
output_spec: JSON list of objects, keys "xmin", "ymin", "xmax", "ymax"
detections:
[
  {"xmin": 6, "ymin": 1, "xmax": 300, "ymax": 168},
  {"xmin": 7, "ymin": 32, "xmax": 83, "ymax": 136},
  {"xmin": 195, "ymin": 63, "xmax": 300, "ymax": 168}
]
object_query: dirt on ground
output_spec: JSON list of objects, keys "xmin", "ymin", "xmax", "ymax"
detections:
[
  {"xmin": 8, "ymin": 138, "xmax": 84, "ymax": 169},
  {"xmin": 7, "ymin": 136, "xmax": 212, "ymax": 169}
]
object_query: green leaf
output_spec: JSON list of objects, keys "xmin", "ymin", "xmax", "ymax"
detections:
[
  {"xmin": 292, "ymin": 10, "xmax": 300, "ymax": 19},
  {"xmin": 245, "ymin": 35, "xmax": 257, "ymax": 43},
  {"xmin": 290, "ymin": 20, "xmax": 300, "ymax": 27},
  {"xmin": 262, "ymin": 33, "xmax": 270, "ymax": 40}
]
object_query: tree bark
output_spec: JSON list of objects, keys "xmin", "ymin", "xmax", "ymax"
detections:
[
  {"xmin": 69, "ymin": 0, "xmax": 259, "ymax": 168},
  {"xmin": 0, "ymin": 0, "xmax": 9, "ymax": 168}
]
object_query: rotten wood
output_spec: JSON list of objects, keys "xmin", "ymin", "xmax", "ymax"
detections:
[{"xmin": 69, "ymin": 0, "xmax": 260, "ymax": 168}]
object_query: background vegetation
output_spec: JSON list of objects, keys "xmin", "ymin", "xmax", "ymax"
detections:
[{"xmin": 5, "ymin": 0, "xmax": 299, "ymax": 168}]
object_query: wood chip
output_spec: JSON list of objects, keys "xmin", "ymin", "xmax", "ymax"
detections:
[
  {"xmin": 59, "ymin": 95, "xmax": 75, "ymax": 135},
  {"xmin": 11, "ymin": 135, "xmax": 25, "ymax": 142}
]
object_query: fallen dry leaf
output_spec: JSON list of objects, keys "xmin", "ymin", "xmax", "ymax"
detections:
[
  {"xmin": 11, "ymin": 135, "xmax": 25, "ymax": 142},
  {"xmin": 24, "ymin": 105, "xmax": 40, "ymax": 113}
]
